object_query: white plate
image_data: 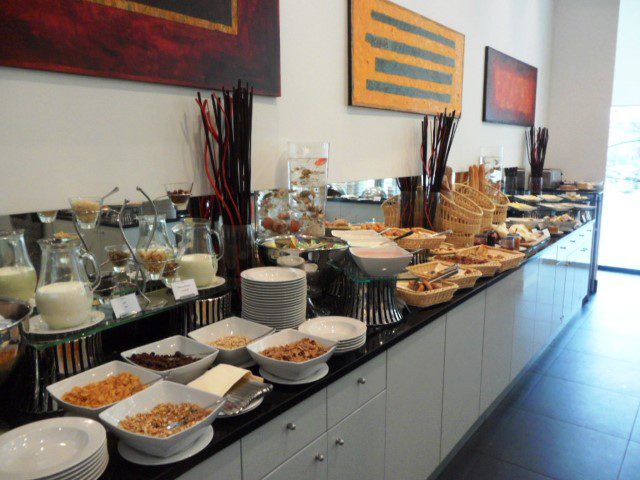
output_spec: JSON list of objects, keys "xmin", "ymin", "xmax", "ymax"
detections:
[
  {"xmin": 25, "ymin": 310, "xmax": 105, "ymax": 336},
  {"xmin": 335, "ymin": 336, "xmax": 367, "ymax": 347},
  {"xmin": 218, "ymin": 397, "xmax": 264, "ymax": 418},
  {"xmin": 0, "ymin": 417, "xmax": 106, "ymax": 480},
  {"xmin": 259, "ymin": 363, "xmax": 329, "ymax": 385},
  {"xmin": 53, "ymin": 447, "xmax": 108, "ymax": 480},
  {"xmin": 197, "ymin": 276, "xmax": 226, "ymax": 290},
  {"xmin": 117, "ymin": 426, "xmax": 213, "ymax": 466},
  {"xmin": 241, "ymin": 267, "xmax": 306, "ymax": 283},
  {"xmin": 298, "ymin": 316, "xmax": 366, "ymax": 342}
]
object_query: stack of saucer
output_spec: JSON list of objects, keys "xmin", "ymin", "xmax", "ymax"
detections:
[
  {"xmin": 0, "ymin": 417, "xmax": 108, "ymax": 480},
  {"xmin": 241, "ymin": 267, "xmax": 307, "ymax": 330},
  {"xmin": 298, "ymin": 316, "xmax": 367, "ymax": 353}
]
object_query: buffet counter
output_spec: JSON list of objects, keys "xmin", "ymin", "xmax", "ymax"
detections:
[{"xmin": 100, "ymin": 221, "xmax": 596, "ymax": 480}]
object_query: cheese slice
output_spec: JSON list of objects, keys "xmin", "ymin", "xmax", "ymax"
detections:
[{"xmin": 188, "ymin": 364, "xmax": 253, "ymax": 397}]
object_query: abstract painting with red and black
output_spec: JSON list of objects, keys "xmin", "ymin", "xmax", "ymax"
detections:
[
  {"xmin": 0, "ymin": 0, "xmax": 280, "ymax": 96},
  {"xmin": 483, "ymin": 47, "xmax": 537, "ymax": 127}
]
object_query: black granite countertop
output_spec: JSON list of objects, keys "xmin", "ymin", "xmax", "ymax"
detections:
[{"xmin": 100, "ymin": 229, "xmax": 580, "ymax": 480}]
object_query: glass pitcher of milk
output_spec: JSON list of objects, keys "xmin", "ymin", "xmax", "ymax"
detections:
[
  {"xmin": 176, "ymin": 219, "xmax": 224, "ymax": 288},
  {"xmin": 0, "ymin": 230, "xmax": 37, "ymax": 302},
  {"xmin": 35, "ymin": 238, "xmax": 100, "ymax": 329}
]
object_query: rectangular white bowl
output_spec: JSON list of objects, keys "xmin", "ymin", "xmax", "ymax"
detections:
[
  {"xmin": 349, "ymin": 245, "xmax": 412, "ymax": 277},
  {"xmin": 99, "ymin": 380, "xmax": 224, "ymax": 458},
  {"xmin": 121, "ymin": 335, "xmax": 219, "ymax": 384},
  {"xmin": 46, "ymin": 360, "xmax": 162, "ymax": 419},
  {"xmin": 246, "ymin": 329, "xmax": 336, "ymax": 380},
  {"xmin": 188, "ymin": 317, "xmax": 274, "ymax": 365}
]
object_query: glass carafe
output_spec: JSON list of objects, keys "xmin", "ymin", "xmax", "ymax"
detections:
[
  {"xmin": 0, "ymin": 230, "xmax": 37, "ymax": 302},
  {"xmin": 176, "ymin": 219, "xmax": 224, "ymax": 288},
  {"xmin": 35, "ymin": 239, "xmax": 100, "ymax": 329}
]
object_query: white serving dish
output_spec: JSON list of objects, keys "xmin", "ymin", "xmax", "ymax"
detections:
[
  {"xmin": 99, "ymin": 381, "xmax": 224, "ymax": 458},
  {"xmin": 298, "ymin": 316, "xmax": 366, "ymax": 342},
  {"xmin": 349, "ymin": 245, "xmax": 413, "ymax": 277},
  {"xmin": 345, "ymin": 238, "xmax": 393, "ymax": 248},
  {"xmin": 188, "ymin": 317, "xmax": 274, "ymax": 365},
  {"xmin": 46, "ymin": 360, "xmax": 162, "ymax": 419},
  {"xmin": 0, "ymin": 417, "xmax": 106, "ymax": 480},
  {"xmin": 331, "ymin": 230, "xmax": 381, "ymax": 239},
  {"xmin": 121, "ymin": 335, "xmax": 219, "ymax": 384},
  {"xmin": 246, "ymin": 329, "xmax": 336, "ymax": 380}
]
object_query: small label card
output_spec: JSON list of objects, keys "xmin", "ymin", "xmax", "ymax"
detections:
[
  {"xmin": 542, "ymin": 228, "xmax": 550, "ymax": 237},
  {"xmin": 171, "ymin": 279, "xmax": 199, "ymax": 300},
  {"xmin": 110, "ymin": 293, "xmax": 142, "ymax": 319},
  {"xmin": 373, "ymin": 196, "xmax": 382, "ymax": 202}
]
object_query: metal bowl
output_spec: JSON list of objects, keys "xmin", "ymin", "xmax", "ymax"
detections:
[
  {"xmin": 0, "ymin": 297, "xmax": 32, "ymax": 388},
  {"xmin": 257, "ymin": 235, "xmax": 349, "ymax": 290}
]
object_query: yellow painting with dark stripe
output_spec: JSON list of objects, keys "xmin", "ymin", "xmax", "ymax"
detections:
[{"xmin": 349, "ymin": 0, "xmax": 465, "ymax": 116}]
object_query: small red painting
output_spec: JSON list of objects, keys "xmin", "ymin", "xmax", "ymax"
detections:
[
  {"xmin": 0, "ymin": 0, "xmax": 280, "ymax": 96},
  {"xmin": 483, "ymin": 47, "xmax": 537, "ymax": 127}
]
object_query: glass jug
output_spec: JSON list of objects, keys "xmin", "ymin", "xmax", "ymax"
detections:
[
  {"xmin": 0, "ymin": 230, "xmax": 37, "ymax": 302},
  {"xmin": 35, "ymin": 239, "xmax": 100, "ymax": 330},
  {"xmin": 176, "ymin": 219, "xmax": 224, "ymax": 288}
]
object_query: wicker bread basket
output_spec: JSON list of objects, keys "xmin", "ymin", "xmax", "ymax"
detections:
[
  {"xmin": 429, "ymin": 243, "xmax": 459, "ymax": 255},
  {"xmin": 433, "ymin": 254, "xmax": 501, "ymax": 277},
  {"xmin": 456, "ymin": 245, "xmax": 525, "ymax": 272},
  {"xmin": 455, "ymin": 184, "xmax": 496, "ymax": 228},
  {"xmin": 407, "ymin": 261, "xmax": 482, "ymax": 289},
  {"xmin": 397, "ymin": 280, "xmax": 459, "ymax": 308},
  {"xmin": 483, "ymin": 183, "xmax": 509, "ymax": 224},
  {"xmin": 383, "ymin": 227, "xmax": 446, "ymax": 250},
  {"xmin": 445, "ymin": 232, "xmax": 475, "ymax": 247},
  {"xmin": 437, "ymin": 192, "xmax": 483, "ymax": 235}
]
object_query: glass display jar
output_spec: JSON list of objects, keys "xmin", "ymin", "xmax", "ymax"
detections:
[
  {"xmin": 0, "ymin": 230, "xmax": 37, "ymax": 302},
  {"xmin": 135, "ymin": 214, "xmax": 176, "ymax": 281},
  {"xmin": 479, "ymin": 146, "xmax": 504, "ymax": 189},
  {"xmin": 35, "ymin": 239, "xmax": 100, "ymax": 329},
  {"xmin": 288, "ymin": 142, "xmax": 329, "ymax": 236},
  {"xmin": 529, "ymin": 176, "xmax": 543, "ymax": 195}
]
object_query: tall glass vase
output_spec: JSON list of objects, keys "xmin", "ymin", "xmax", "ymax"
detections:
[
  {"xmin": 221, "ymin": 224, "xmax": 256, "ymax": 311},
  {"xmin": 529, "ymin": 176, "xmax": 543, "ymax": 195},
  {"xmin": 400, "ymin": 190, "xmax": 418, "ymax": 228},
  {"xmin": 423, "ymin": 191, "xmax": 440, "ymax": 231}
]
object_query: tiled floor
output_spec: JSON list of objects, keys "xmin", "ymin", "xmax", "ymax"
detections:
[{"xmin": 437, "ymin": 271, "xmax": 640, "ymax": 480}]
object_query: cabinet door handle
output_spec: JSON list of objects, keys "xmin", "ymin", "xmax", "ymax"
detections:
[
  {"xmin": 336, "ymin": 438, "xmax": 345, "ymax": 446},
  {"xmin": 315, "ymin": 454, "xmax": 325, "ymax": 462},
  {"xmin": 286, "ymin": 422, "xmax": 296, "ymax": 431},
  {"xmin": 357, "ymin": 377, "xmax": 366, "ymax": 385}
]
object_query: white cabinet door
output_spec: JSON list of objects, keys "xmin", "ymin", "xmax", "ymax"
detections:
[
  {"xmin": 177, "ymin": 442, "xmax": 241, "ymax": 480},
  {"xmin": 481, "ymin": 278, "xmax": 515, "ymax": 412},
  {"xmin": 241, "ymin": 389, "xmax": 327, "ymax": 480},
  {"xmin": 535, "ymin": 245, "xmax": 556, "ymax": 352},
  {"xmin": 328, "ymin": 392, "xmax": 386, "ymax": 480},
  {"xmin": 263, "ymin": 434, "xmax": 328, "ymax": 480},
  {"xmin": 511, "ymin": 259, "xmax": 538, "ymax": 380},
  {"xmin": 441, "ymin": 292, "xmax": 485, "ymax": 460},
  {"xmin": 385, "ymin": 318, "xmax": 445, "ymax": 480}
]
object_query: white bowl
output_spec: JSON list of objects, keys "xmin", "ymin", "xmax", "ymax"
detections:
[
  {"xmin": 345, "ymin": 238, "xmax": 394, "ymax": 248},
  {"xmin": 241, "ymin": 267, "xmax": 306, "ymax": 283},
  {"xmin": 99, "ymin": 381, "xmax": 224, "ymax": 458},
  {"xmin": 120, "ymin": 335, "xmax": 219, "ymax": 384},
  {"xmin": 331, "ymin": 230, "xmax": 381, "ymax": 239},
  {"xmin": 188, "ymin": 317, "xmax": 274, "ymax": 365},
  {"xmin": 349, "ymin": 245, "xmax": 412, "ymax": 277},
  {"xmin": 246, "ymin": 329, "xmax": 336, "ymax": 380},
  {"xmin": 298, "ymin": 316, "xmax": 367, "ymax": 342},
  {"xmin": 46, "ymin": 361, "xmax": 162, "ymax": 419},
  {"xmin": 0, "ymin": 417, "xmax": 105, "ymax": 480}
]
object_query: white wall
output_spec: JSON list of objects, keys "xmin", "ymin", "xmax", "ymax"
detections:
[
  {"xmin": 612, "ymin": 0, "xmax": 640, "ymax": 106},
  {"xmin": 0, "ymin": 0, "xmax": 554, "ymax": 215},
  {"xmin": 545, "ymin": 0, "xmax": 620, "ymax": 182}
]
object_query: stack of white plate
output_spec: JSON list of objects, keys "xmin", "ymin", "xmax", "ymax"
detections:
[
  {"xmin": 241, "ymin": 267, "xmax": 307, "ymax": 330},
  {"xmin": 0, "ymin": 417, "xmax": 108, "ymax": 480},
  {"xmin": 298, "ymin": 316, "xmax": 367, "ymax": 353}
]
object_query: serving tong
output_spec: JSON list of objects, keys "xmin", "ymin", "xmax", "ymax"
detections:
[{"xmin": 422, "ymin": 263, "xmax": 460, "ymax": 283}]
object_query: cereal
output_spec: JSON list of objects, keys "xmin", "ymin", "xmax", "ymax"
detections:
[
  {"xmin": 62, "ymin": 372, "xmax": 146, "ymax": 408},
  {"xmin": 260, "ymin": 338, "xmax": 328, "ymax": 362},
  {"xmin": 118, "ymin": 402, "xmax": 211, "ymax": 437},
  {"xmin": 210, "ymin": 335, "xmax": 250, "ymax": 350},
  {"xmin": 107, "ymin": 249, "xmax": 131, "ymax": 267},
  {"xmin": 138, "ymin": 248, "xmax": 169, "ymax": 273},
  {"xmin": 128, "ymin": 351, "xmax": 199, "ymax": 371},
  {"xmin": 71, "ymin": 200, "xmax": 101, "ymax": 224}
]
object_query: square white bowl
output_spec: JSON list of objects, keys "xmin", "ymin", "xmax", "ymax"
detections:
[
  {"xmin": 99, "ymin": 380, "xmax": 224, "ymax": 458},
  {"xmin": 349, "ymin": 245, "xmax": 412, "ymax": 277},
  {"xmin": 120, "ymin": 335, "xmax": 219, "ymax": 384},
  {"xmin": 46, "ymin": 361, "xmax": 162, "ymax": 419},
  {"xmin": 246, "ymin": 329, "xmax": 336, "ymax": 380},
  {"xmin": 188, "ymin": 317, "xmax": 274, "ymax": 365}
]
